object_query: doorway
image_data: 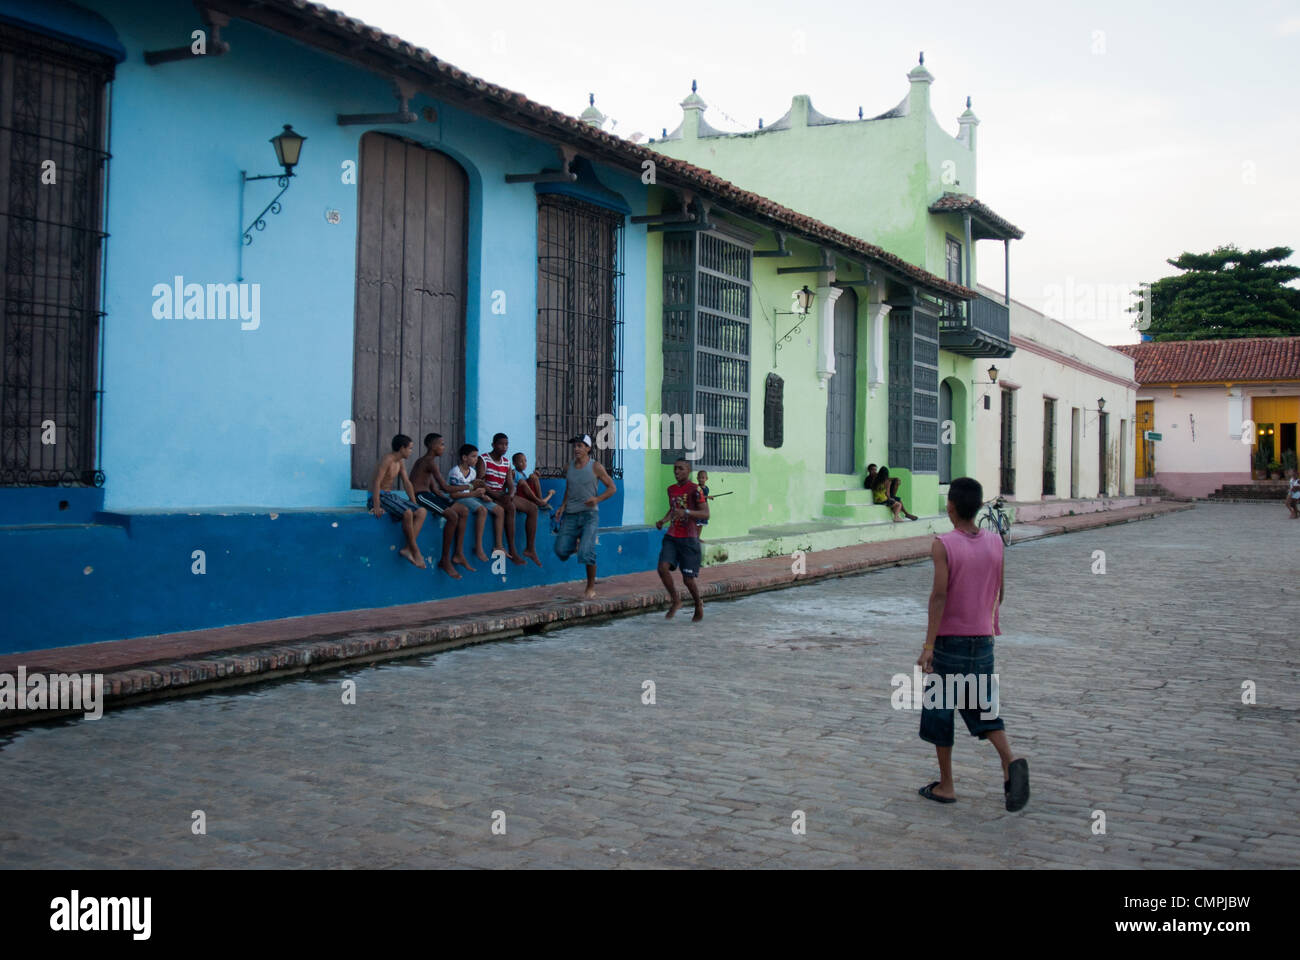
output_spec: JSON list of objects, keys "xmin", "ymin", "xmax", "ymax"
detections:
[
  {"xmin": 825, "ymin": 288, "xmax": 858, "ymax": 475},
  {"xmin": 1135, "ymin": 400, "xmax": 1154, "ymax": 478},
  {"xmin": 938, "ymin": 379, "xmax": 953, "ymax": 484},
  {"xmin": 1098, "ymin": 411, "xmax": 1109, "ymax": 496},
  {"xmin": 1070, "ymin": 407, "xmax": 1080, "ymax": 498},
  {"xmin": 999, "ymin": 388, "xmax": 1015, "ymax": 495},
  {"xmin": 351, "ymin": 133, "xmax": 467, "ymax": 488}
]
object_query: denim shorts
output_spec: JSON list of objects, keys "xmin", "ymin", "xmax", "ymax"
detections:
[
  {"xmin": 554, "ymin": 509, "xmax": 598, "ymax": 565},
  {"xmin": 918, "ymin": 635, "xmax": 1005, "ymax": 747}
]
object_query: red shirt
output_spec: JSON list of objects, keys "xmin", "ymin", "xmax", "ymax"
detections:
[
  {"xmin": 666, "ymin": 482, "xmax": 704, "ymax": 538},
  {"xmin": 481, "ymin": 453, "xmax": 511, "ymax": 491}
]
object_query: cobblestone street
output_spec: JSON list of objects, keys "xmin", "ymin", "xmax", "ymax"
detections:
[{"xmin": 1, "ymin": 503, "xmax": 1296, "ymax": 869}]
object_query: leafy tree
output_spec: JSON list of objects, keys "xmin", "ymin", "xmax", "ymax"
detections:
[{"xmin": 1131, "ymin": 245, "xmax": 1300, "ymax": 340}]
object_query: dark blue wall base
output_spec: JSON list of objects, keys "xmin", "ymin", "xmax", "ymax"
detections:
[
  {"xmin": 0, "ymin": 487, "xmax": 105, "ymax": 526},
  {"xmin": 0, "ymin": 508, "xmax": 660, "ymax": 654}
]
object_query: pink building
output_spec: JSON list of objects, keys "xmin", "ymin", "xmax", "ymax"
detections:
[{"xmin": 1113, "ymin": 338, "xmax": 1300, "ymax": 498}]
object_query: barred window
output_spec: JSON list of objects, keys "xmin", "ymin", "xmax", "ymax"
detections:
[
  {"xmin": 535, "ymin": 194, "xmax": 624, "ymax": 478},
  {"xmin": 0, "ymin": 24, "xmax": 113, "ymax": 486},
  {"xmin": 660, "ymin": 229, "xmax": 751, "ymax": 469}
]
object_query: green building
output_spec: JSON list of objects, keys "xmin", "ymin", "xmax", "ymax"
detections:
[{"xmin": 647, "ymin": 58, "xmax": 1023, "ymax": 541}]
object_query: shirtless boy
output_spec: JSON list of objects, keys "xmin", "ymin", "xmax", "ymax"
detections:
[
  {"xmin": 410, "ymin": 433, "xmax": 474, "ymax": 578},
  {"xmin": 367, "ymin": 434, "xmax": 428, "ymax": 569}
]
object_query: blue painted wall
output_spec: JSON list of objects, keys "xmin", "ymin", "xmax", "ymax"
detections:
[
  {"xmin": 0, "ymin": 0, "xmax": 659, "ymax": 649},
  {"xmin": 71, "ymin": 0, "xmax": 648, "ymax": 522},
  {"xmin": 0, "ymin": 512, "xmax": 661, "ymax": 652}
]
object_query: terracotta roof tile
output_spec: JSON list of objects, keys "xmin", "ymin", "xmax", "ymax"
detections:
[
  {"xmin": 1112, "ymin": 337, "xmax": 1300, "ymax": 384},
  {"xmin": 235, "ymin": 0, "xmax": 975, "ymax": 301},
  {"xmin": 928, "ymin": 192, "xmax": 1025, "ymax": 240}
]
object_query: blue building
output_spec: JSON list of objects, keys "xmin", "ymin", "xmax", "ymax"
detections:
[{"xmin": 0, "ymin": 0, "xmax": 968, "ymax": 652}]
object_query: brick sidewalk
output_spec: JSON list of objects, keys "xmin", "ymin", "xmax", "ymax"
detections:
[{"xmin": 0, "ymin": 500, "xmax": 1193, "ymax": 725}]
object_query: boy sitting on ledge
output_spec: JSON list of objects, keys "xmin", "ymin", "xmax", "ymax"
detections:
[{"xmin": 367, "ymin": 434, "xmax": 428, "ymax": 569}]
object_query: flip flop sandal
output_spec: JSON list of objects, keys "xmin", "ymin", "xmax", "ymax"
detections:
[
  {"xmin": 918, "ymin": 782, "xmax": 957, "ymax": 804},
  {"xmin": 1004, "ymin": 758, "xmax": 1030, "ymax": 812}
]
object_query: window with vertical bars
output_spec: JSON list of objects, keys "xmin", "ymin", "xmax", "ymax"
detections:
[
  {"xmin": 0, "ymin": 25, "xmax": 112, "ymax": 487},
  {"xmin": 535, "ymin": 194, "xmax": 623, "ymax": 478},
  {"xmin": 1042, "ymin": 397, "xmax": 1057, "ymax": 495},
  {"xmin": 660, "ymin": 229, "xmax": 751, "ymax": 469}
]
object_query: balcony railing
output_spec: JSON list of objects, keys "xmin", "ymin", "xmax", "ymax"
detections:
[{"xmin": 939, "ymin": 294, "xmax": 1014, "ymax": 358}]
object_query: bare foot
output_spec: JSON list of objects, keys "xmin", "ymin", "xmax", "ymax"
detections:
[
  {"xmin": 400, "ymin": 547, "xmax": 426, "ymax": 569},
  {"xmin": 452, "ymin": 554, "xmax": 476, "ymax": 572},
  {"xmin": 439, "ymin": 559, "xmax": 461, "ymax": 579},
  {"xmin": 509, "ymin": 552, "xmax": 526, "ymax": 566},
  {"xmin": 665, "ymin": 597, "xmax": 681, "ymax": 619},
  {"xmin": 692, "ymin": 603, "xmax": 704, "ymax": 622},
  {"xmin": 474, "ymin": 547, "xmax": 490, "ymax": 563},
  {"xmin": 524, "ymin": 550, "xmax": 543, "ymax": 567},
  {"xmin": 583, "ymin": 586, "xmax": 596, "ymax": 600}
]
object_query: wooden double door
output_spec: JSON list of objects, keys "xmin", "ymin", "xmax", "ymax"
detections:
[{"xmin": 350, "ymin": 133, "xmax": 467, "ymax": 487}]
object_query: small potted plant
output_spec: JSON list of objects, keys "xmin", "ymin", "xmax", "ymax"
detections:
[
  {"xmin": 1269, "ymin": 459, "xmax": 1284, "ymax": 480},
  {"xmin": 1253, "ymin": 446, "xmax": 1269, "ymax": 480},
  {"xmin": 1283, "ymin": 450, "xmax": 1297, "ymax": 476}
]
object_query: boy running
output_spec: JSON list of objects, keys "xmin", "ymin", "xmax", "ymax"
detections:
[
  {"xmin": 367, "ymin": 434, "xmax": 428, "ymax": 569},
  {"xmin": 656, "ymin": 458, "xmax": 708, "ymax": 621},
  {"xmin": 917, "ymin": 476, "xmax": 1029, "ymax": 811},
  {"xmin": 410, "ymin": 433, "xmax": 473, "ymax": 578}
]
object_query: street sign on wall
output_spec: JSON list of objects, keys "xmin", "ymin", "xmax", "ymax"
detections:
[{"xmin": 1144, "ymin": 431, "xmax": 1162, "ymax": 441}]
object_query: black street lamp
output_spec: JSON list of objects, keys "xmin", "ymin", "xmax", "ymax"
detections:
[{"xmin": 239, "ymin": 125, "xmax": 308, "ymax": 279}]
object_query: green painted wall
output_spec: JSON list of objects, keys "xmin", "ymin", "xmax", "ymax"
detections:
[{"xmin": 641, "ymin": 197, "xmax": 892, "ymax": 540}]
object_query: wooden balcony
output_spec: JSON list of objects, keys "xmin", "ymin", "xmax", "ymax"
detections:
[{"xmin": 939, "ymin": 294, "xmax": 1014, "ymax": 358}]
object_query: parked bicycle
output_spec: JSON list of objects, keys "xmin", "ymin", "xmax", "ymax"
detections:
[{"xmin": 977, "ymin": 496, "xmax": 1012, "ymax": 546}]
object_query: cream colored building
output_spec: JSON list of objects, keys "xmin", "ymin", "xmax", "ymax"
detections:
[{"xmin": 970, "ymin": 285, "xmax": 1138, "ymax": 517}]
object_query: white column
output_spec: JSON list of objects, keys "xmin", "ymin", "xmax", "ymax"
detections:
[
  {"xmin": 816, "ymin": 284, "xmax": 844, "ymax": 388},
  {"xmin": 867, "ymin": 301, "xmax": 890, "ymax": 399}
]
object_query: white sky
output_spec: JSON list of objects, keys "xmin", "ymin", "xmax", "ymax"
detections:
[{"xmin": 334, "ymin": 0, "xmax": 1300, "ymax": 347}]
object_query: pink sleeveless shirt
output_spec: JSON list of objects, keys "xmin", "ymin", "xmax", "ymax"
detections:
[{"xmin": 935, "ymin": 529, "xmax": 1003, "ymax": 637}]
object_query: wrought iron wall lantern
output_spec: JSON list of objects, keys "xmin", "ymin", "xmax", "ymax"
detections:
[
  {"xmin": 972, "ymin": 364, "xmax": 999, "ymax": 411},
  {"xmin": 774, "ymin": 286, "xmax": 816, "ymax": 350},
  {"xmin": 1082, "ymin": 396, "xmax": 1108, "ymax": 436},
  {"xmin": 238, "ymin": 124, "xmax": 306, "ymax": 280}
]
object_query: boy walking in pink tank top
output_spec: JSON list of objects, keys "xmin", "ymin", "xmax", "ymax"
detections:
[{"xmin": 916, "ymin": 477, "xmax": 1029, "ymax": 811}]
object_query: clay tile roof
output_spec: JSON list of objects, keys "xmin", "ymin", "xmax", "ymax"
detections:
[
  {"xmin": 226, "ymin": 0, "xmax": 976, "ymax": 302},
  {"xmin": 1112, "ymin": 337, "xmax": 1300, "ymax": 384},
  {"xmin": 928, "ymin": 192, "xmax": 1025, "ymax": 241}
]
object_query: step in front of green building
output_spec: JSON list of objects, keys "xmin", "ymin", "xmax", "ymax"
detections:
[{"xmin": 701, "ymin": 511, "xmax": 952, "ymax": 565}]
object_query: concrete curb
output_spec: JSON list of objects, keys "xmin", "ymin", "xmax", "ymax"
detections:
[{"xmin": 0, "ymin": 501, "xmax": 1195, "ymax": 728}]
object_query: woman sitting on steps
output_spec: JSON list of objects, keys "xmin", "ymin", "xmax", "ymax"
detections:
[{"xmin": 871, "ymin": 466, "xmax": 919, "ymax": 522}]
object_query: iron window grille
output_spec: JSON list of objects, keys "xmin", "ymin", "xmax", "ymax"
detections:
[
  {"xmin": 888, "ymin": 303, "xmax": 940, "ymax": 474},
  {"xmin": 0, "ymin": 25, "xmax": 113, "ymax": 487},
  {"xmin": 535, "ymin": 194, "xmax": 624, "ymax": 479},
  {"xmin": 1000, "ymin": 388, "xmax": 1016, "ymax": 496},
  {"xmin": 660, "ymin": 228, "xmax": 751, "ymax": 470},
  {"xmin": 1042, "ymin": 397, "xmax": 1057, "ymax": 496}
]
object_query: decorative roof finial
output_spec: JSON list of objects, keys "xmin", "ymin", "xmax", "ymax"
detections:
[
  {"xmin": 589, "ymin": 93, "xmax": 595, "ymax": 106},
  {"xmin": 858, "ymin": 106, "xmax": 863, "ymax": 119},
  {"xmin": 758, "ymin": 118, "xmax": 763, "ymax": 129},
  {"xmin": 966, "ymin": 95, "xmax": 971, "ymax": 108},
  {"xmin": 662, "ymin": 127, "xmax": 667, "ymax": 138},
  {"xmin": 919, "ymin": 51, "xmax": 924, "ymax": 66},
  {"xmin": 691, "ymin": 79, "xmax": 697, "ymax": 93}
]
